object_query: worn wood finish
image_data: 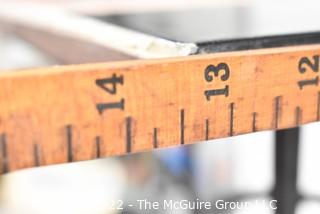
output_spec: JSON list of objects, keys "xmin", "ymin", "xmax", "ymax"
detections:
[{"xmin": 1, "ymin": 44, "xmax": 320, "ymax": 173}]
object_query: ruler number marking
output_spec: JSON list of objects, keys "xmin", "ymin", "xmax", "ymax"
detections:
[
  {"xmin": 96, "ymin": 74, "xmax": 125, "ymax": 114},
  {"xmin": 204, "ymin": 63, "xmax": 230, "ymax": 101},
  {"xmin": 96, "ymin": 74, "xmax": 123, "ymax": 94},
  {"xmin": 96, "ymin": 99, "xmax": 124, "ymax": 115},
  {"xmin": 299, "ymin": 56, "xmax": 319, "ymax": 73},
  {"xmin": 298, "ymin": 55, "xmax": 319, "ymax": 89}
]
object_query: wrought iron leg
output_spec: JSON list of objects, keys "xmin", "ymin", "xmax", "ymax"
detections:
[{"xmin": 274, "ymin": 128, "xmax": 300, "ymax": 214}]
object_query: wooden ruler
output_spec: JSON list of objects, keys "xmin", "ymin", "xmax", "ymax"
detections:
[{"xmin": 1, "ymin": 44, "xmax": 320, "ymax": 173}]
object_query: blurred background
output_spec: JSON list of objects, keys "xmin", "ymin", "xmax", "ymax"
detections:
[{"xmin": 1, "ymin": 0, "xmax": 320, "ymax": 213}]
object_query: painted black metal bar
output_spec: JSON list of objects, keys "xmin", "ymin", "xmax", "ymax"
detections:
[
  {"xmin": 197, "ymin": 32, "xmax": 320, "ymax": 54},
  {"xmin": 273, "ymin": 128, "xmax": 300, "ymax": 214}
]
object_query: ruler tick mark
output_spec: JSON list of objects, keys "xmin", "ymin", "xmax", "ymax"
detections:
[
  {"xmin": 274, "ymin": 96, "xmax": 282, "ymax": 129},
  {"xmin": 180, "ymin": 109, "xmax": 185, "ymax": 145},
  {"xmin": 1, "ymin": 134, "xmax": 8, "ymax": 173},
  {"xmin": 66, "ymin": 125, "xmax": 73, "ymax": 162},
  {"xmin": 317, "ymin": 91, "xmax": 320, "ymax": 121},
  {"xmin": 205, "ymin": 119, "xmax": 209, "ymax": 140},
  {"xmin": 229, "ymin": 103, "xmax": 234, "ymax": 136},
  {"xmin": 33, "ymin": 144, "xmax": 40, "ymax": 167},
  {"xmin": 153, "ymin": 128, "xmax": 158, "ymax": 149},
  {"xmin": 126, "ymin": 117, "xmax": 132, "ymax": 153},
  {"xmin": 252, "ymin": 112, "xmax": 257, "ymax": 132},
  {"xmin": 95, "ymin": 136, "xmax": 101, "ymax": 158},
  {"xmin": 295, "ymin": 106, "xmax": 302, "ymax": 126}
]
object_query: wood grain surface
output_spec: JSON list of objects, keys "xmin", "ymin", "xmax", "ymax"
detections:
[{"xmin": 1, "ymin": 44, "xmax": 320, "ymax": 173}]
